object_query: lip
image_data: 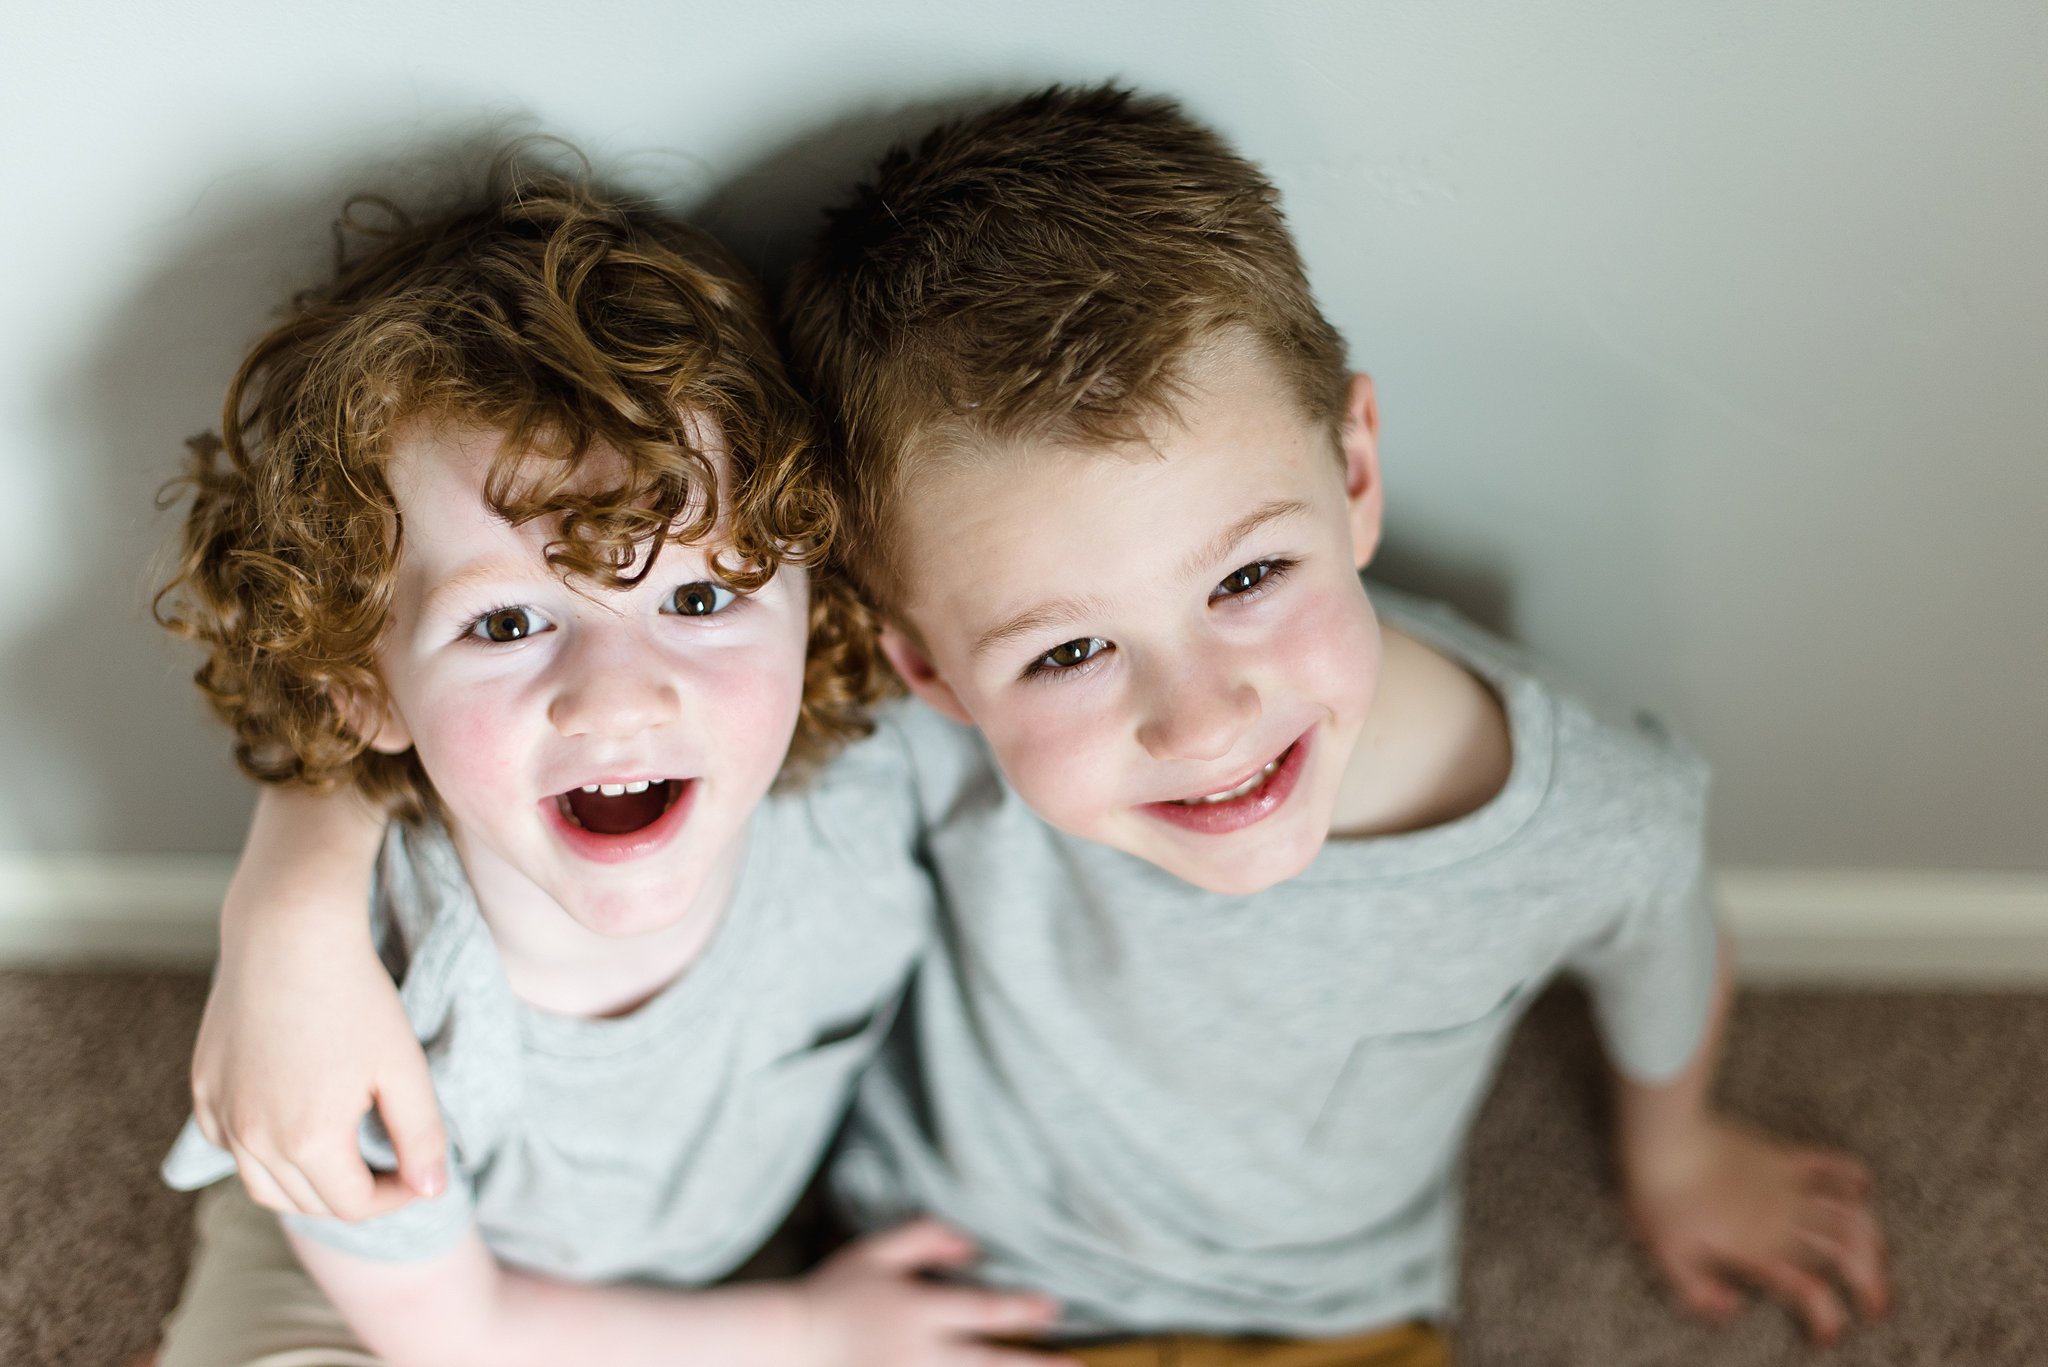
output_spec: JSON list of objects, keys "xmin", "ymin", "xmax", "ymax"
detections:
[
  {"xmin": 1140, "ymin": 731, "xmax": 1310, "ymax": 836},
  {"xmin": 541, "ymin": 777, "xmax": 696, "ymax": 864}
]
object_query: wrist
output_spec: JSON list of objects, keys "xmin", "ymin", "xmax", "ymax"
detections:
[{"xmin": 1618, "ymin": 1105, "xmax": 1723, "ymax": 1194}]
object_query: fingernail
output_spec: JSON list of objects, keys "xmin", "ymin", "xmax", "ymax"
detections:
[{"xmin": 413, "ymin": 1164, "xmax": 447, "ymax": 1197}]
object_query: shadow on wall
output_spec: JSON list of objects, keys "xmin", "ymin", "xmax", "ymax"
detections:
[
  {"xmin": 10, "ymin": 118, "xmax": 562, "ymax": 855},
  {"xmin": 1371, "ymin": 543, "xmax": 1515, "ymax": 643},
  {"xmin": 6, "ymin": 86, "xmax": 1517, "ymax": 856}
]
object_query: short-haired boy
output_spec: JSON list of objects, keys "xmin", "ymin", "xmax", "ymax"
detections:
[
  {"xmin": 147, "ymin": 159, "xmax": 1061, "ymax": 1367},
  {"xmin": 189, "ymin": 92, "xmax": 1888, "ymax": 1363},
  {"xmin": 778, "ymin": 86, "xmax": 1888, "ymax": 1360}
]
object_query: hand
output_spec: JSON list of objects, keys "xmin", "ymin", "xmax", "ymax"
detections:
[
  {"xmin": 797, "ymin": 1220, "xmax": 1076, "ymax": 1367},
  {"xmin": 1623, "ymin": 1114, "xmax": 1888, "ymax": 1347},
  {"xmin": 193, "ymin": 900, "xmax": 447, "ymax": 1221}
]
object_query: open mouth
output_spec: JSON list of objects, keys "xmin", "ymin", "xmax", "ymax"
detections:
[
  {"xmin": 1172, "ymin": 754, "xmax": 1285, "ymax": 806},
  {"xmin": 555, "ymin": 779, "xmax": 682, "ymax": 836}
]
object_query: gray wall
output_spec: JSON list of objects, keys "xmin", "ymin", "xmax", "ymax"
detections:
[{"xmin": 5, "ymin": 1, "xmax": 2042, "ymax": 869}]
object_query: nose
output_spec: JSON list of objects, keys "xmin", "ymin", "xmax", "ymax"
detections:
[
  {"xmin": 1133, "ymin": 643, "xmax": 1261, "ymax": 763},
  {"xmin": 547, "ymin": 628, "xmax": 683, "ymax": 739}
]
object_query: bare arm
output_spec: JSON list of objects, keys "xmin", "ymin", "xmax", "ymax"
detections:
[
  {"xmin": 289, "ymin": 1219, "xmax": 1072, "ymax": 1367},
  {"xmin": 1611, "ymin": 932, "xmax": 1888, "ymax": 1346},
  {"xmin": 193, "ymin": 785, "xmax": 446, "ymax": 1219}
]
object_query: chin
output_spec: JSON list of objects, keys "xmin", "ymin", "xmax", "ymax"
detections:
[
  {"xmin": 1138, "ymin": 829, "xmax": 1324, "ymax": 897},
  {"xmin": 564, "ymin": 892, "xmax": 691, "ymax": 940}
]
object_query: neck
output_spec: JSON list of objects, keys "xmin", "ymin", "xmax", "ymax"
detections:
[
  {"xmin": 1328, "ymin": 624, "xmax": 1513, "ymax": 839},
  {"xmin": 453, "ymin": 834, "xmax": 743, "ymax": 1020}
]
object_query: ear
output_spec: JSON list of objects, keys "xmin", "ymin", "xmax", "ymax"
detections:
[
  {"xmin": 334, "ymin": 683, "xmax": 414, "ymax": 756},
  {"xmin": 1338, "ymin": 372, "xmax": 1384, "ymax": 571},
  {"xmin": 877, "ymin": 620, "xmax": 973, "ymax": 726}
]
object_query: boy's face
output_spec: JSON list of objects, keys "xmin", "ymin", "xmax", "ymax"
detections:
[
  {"xmin": 880, "ymin": 341, "xmax": 1385, "ymax": 894},
  {"xmin": 363, "ymin": 422, "xmax": 810, "ymax": 937}
]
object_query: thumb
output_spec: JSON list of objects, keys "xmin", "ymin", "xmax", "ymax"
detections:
[
  {"xmin": 374, "ymin": 1059, "xmax": 449, "ymax": 1198},
  {"xmin": 853, "ymin": 1218, "xmax": 979, "ymax": 1274}
]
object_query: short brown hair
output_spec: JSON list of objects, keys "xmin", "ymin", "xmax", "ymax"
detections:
[
  {"xmin": 783, "ymin": 84, "xmax": 1350, "ymax": 615},
  {"xmin": 157, "ymin": 152, "xmax": 887, "ymax": 818}
]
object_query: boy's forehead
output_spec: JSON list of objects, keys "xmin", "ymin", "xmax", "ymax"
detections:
[
  {"xmin": 385, "ymin": 411, "xmax": 731, "ymax": 514},
  {"xmin": 890, "ymin": 359, "xmax": 1345, "ymax": 644},
  {"xmin": 382, "ymin": 414, "xmax": 733, "ymax": 582}
]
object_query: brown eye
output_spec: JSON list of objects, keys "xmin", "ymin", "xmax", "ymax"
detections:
[
  {"xmin": 668, "ymin": 581, "xmax": 736, "ymax": 617},
  {"xmin": 473, "ymin": 607, "xmax": 544, "ymax": 642},
  {"xmin": 1215, "ymin": 562, "xmax": 1270, "ymax": 597},
  {"xmin": 1043, "ymin": 638, "xmax": 1106, "ymax": 669}
]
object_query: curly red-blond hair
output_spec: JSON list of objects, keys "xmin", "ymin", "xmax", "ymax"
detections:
[{"xmin": 157, "ymin": 153, "xmax": 890, "ymax": 819}]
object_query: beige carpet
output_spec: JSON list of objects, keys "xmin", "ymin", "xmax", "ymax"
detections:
[{"xmin": 3, "ymin": 971, "xmax": 2043, "ymax": 1365}]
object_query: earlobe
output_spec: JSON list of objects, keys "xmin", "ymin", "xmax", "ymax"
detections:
[
  {"xmin": 877, "ymin": 622, "xmax": 973, "ymax": 726},
  {"xmin": 1339, "ymin": 373, "xmax": 1385, "ymax": 571},
  {"xmin": 335, "ymin": 684, "xmax": 414, "ymax": 756}
]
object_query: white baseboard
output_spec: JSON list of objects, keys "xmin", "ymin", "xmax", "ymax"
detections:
[
  {"xmin": 1719, "ymin": 868, "xmax": 2048, "ymax": 987},
  {"xmin": 2, "ymin": 855, "xmax": 2045, "ymax": 985},
  {"xmin": 0, "ymin": 853, "xmax": 230, "ymax": 968}
]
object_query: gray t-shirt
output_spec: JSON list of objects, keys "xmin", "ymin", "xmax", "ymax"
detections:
[
  {"xmin": 833, "ymin": 588, "xmax": 1718, "ymax": 1338},
  {"xmin": 164, "ymin": 727, "xmax": 930, "ymax": 1284}
]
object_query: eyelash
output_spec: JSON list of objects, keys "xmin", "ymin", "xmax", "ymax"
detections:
[
  {"xmin": 1022, "ymin": 636, "xmax": 1108, "ymax": 683},
  {"xmin": 1019, "ymin": 558, "xmax": 1299, "ymax": 682},
  {"xmin": 459, "ymin": 579, "xmax": 746, "ymax": 646},
  {"xmin": 463, "ymin": 604, "xmax": 550, "ymax": 645},
  {"xmin": 1213, "ymin": 557, "xmax": 1296, "ymax": 603}
]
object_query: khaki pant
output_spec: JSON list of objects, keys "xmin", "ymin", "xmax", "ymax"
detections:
[
  {"xmin": 159, "ymin": 1181, "xmax": 1451, "ymax": 1367},
  {"xmin": 158, "ymin": 1181, "xmax": 379, "ymax": 1367},
  {"xmin": 1065, "ymin": 1322, "xmax": 1450, "ymax": 1367}
]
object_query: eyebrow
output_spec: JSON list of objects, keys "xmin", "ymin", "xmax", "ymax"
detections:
[
  {"xmin": 417, "ymin": 560, "xmax": 543, "ymax": 626},
  {"xmin": 971, "ymin": 592, "xmax": 1112, "ymax": 661},
  {"xmin": 1179, "ymin": 498, "xmax": 1313, "ymax": 582},
  {"xmin": 966, "ymin": 497, "xmax": 1313, "ymax": 662}
]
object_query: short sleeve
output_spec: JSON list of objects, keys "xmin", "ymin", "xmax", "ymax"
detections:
[{"xmin": 1565, "ymin": 727, "xmax": 1721, "ymax": 1084}]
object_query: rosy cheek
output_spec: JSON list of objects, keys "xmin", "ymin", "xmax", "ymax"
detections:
[
  {"xmin": 695, "ymin": 649, "xmax": 807, "ymax": 772},
  {"xmin": 993, "ymin": 704, "xmax": 1116, "ymax": 828},
  {"xmin": 429, "ymin": 699, "xmax": 526, "ymax": 796},
  {"xmin": 1288, "ymin": 590, "xmax": 1381, "ymax": 713}
]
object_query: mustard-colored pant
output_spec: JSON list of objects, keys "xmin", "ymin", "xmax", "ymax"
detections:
[
  {"xmin": 160, "ymin": 1180, "xmax": 1451, "ymax": 1367},
  {"xmin": 1065, "ymin": 1322, "xmax": 1450, "ymax": 1367}
]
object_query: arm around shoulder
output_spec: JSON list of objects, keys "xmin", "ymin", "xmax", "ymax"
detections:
[{"xmin": 194, "ymin": 784, "xmax": 446, "ymax": 1220}]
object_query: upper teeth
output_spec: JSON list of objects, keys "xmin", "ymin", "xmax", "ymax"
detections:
[
  {"xmin": 581, "ymin": 780, "xmax": 654, "ymax": 796},
  {"xmin": 1179, "ymin": 757, "xmax": 1281, "ymax": 806}
]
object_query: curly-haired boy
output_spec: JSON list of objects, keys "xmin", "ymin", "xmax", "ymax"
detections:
[{"xmin": 147, "ymin": 157, "xmax": 1059, "ymax": 1367}]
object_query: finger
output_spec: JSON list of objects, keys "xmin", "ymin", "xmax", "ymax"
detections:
[
  {"xmin": 259, "ymin": 1154, "xmax": 340, "ymax": 1222},
  {"xmin": 1824, "ymin": 1203, "xmax": 1891, "ymax": 1321},
  {"xmin": 1739, "ymin": 1256, "xmax": 1850, "ymax": 1347},
  {"xmin": 192, "ymin": 1093, "xmax": 225, "ymax": 1148},
  {"xmin": 851, "ymin": 1217, "xmax": 980, "ymax": 1273},
  {"xmin": 229, "ymin": 1135, "xmax": 337, "ymax": 1219},
  {"xmin": 225, "ymin": 1140, "xmax": 302, "ymax": 1215},
  {"xmin": 295, "ymin": 1135, "xmax": 392, "ymax": 1223},
  {"xmin": 360, "ymin": 1171, "xmax": 435, "ymax": 1218},
  {"xmin": 375, "ymin": 1064, "xmax": 450, "ymax": 1198},
  {"xmin": 927, "ymin": 1283, "xmax": 1063, "ymax": 1336},
  {"xmin": 1792, "ymin": 1194, "xmax": 1890, "ymax": 1322},
  {"xmin": 1658, "ymin": 1253, "xmax": 1744, "ymax": 1322},
  {"xmin": 1794, "ymin": 1147, "xmax": 1874, "ymax": 1201}
]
